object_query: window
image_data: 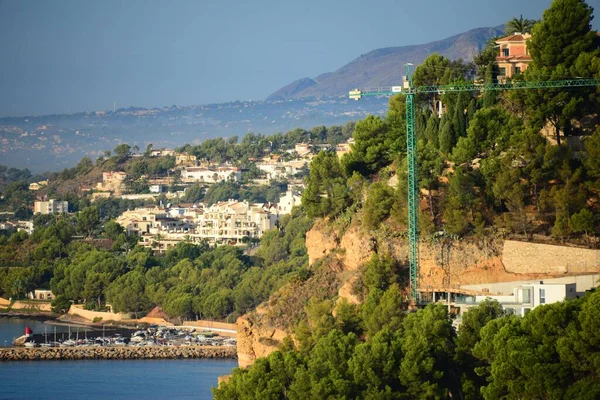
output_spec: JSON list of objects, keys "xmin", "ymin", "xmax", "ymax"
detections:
[
  {"xmin": 503, "ymin": 48, "xmax": 509, "ymax": 57},
  {"xmin": 515, "ymin": 66, "xmax": 521, "ymax": 75},
  {"xmin": 500, "ymin": 67, "xmax": 506, "ymax": 76},
  {"xmin": 540, "ymin": 288, "xmax": 546, "ymax": 304},
  {"xmin": 523, "ymin": 289, "xmax": 531, "ymax": 303}
]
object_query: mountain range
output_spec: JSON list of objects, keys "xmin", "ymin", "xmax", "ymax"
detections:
[
  {"xmin": 0, "ymin": 25, "xmax": 504, "ymax": 172},
  {"xmin": 267, "ymin": 26, "xmax": 503, "ymax": 101}
]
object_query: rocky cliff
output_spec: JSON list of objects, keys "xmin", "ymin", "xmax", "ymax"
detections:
[{"xmin": 235, "ymin": 218, "xmax": 600, "ymax": 367}]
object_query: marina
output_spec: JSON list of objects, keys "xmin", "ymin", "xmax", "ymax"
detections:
[{"xmin": 13, "ymin": 323, "xmax": 236, "ymax": 349}]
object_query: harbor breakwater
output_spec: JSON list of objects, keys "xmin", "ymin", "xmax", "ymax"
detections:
[{"xmin": 0, "ymin": 345, "xmax": 236, "ymax": 361}]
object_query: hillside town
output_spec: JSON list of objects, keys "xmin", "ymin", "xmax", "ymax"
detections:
[{"xmin": 10, "ymin": 143, "xmax": 326, "ymax": 250}]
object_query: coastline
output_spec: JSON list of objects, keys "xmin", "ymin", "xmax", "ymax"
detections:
[
  {"xmin": 0, "ymin": 312, "xmax": 56, "ymax": 319},
  {"xmin": 0, "ymin": 345, "xmax": 237, "ymax": 361}
]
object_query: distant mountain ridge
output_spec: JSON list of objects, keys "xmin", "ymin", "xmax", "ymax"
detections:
[{"xmin": 267, "ymin": 26, "xmax": 504, "ymax": 100}]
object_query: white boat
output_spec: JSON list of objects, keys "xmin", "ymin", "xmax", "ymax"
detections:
[{"xmin": 24, "ymin": 341, "xmax": 37, "ymax": 348}]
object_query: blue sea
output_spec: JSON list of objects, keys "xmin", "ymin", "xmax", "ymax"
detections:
[{"xmin": 0, "ymin": 318, "xmax": 237, "ymax": 400}]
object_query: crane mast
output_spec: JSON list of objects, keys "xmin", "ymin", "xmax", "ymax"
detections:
[{"xmin": 350, "ymin": 73, "xmax": 600, "ymax": 305}]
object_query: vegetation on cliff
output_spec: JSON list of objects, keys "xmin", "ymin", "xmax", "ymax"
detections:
[
  {"xmin": 216, "ymin": 290, "xmax": 600, "ymax": 399},
  {"xmin": 302, "ymin": 0, "xmax": 600, "ymax": 243},
  {"xmin": 218, "ymin": 1, "xmax": 600, "ymax": 398}
]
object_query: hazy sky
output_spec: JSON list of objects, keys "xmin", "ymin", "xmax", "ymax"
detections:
[{"xmin": 1, "ymin": 0, "xmax": 597, "ymax": 117}]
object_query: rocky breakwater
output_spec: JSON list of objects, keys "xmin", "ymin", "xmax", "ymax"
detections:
[{"xmin": 0, "ymin": 346, "xmax": 236, "ymax": 361}]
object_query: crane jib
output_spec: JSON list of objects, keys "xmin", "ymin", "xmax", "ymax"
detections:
[{"xmin": 353, "ymin": 79, "xmax": 600, "ymax": 97}]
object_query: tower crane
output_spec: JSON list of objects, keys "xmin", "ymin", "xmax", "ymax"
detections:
[{"xmin": 349, "ymin": 67, "xmax": 600, "ymax": 304}]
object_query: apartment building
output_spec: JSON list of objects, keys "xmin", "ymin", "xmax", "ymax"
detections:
[
  {"xmin": 117, "ymin": 198, "xmax": 282, "ymax": 251},
  {"xmin": 34, "ymin": 199, "xmax": 69, "ymax": 214}
]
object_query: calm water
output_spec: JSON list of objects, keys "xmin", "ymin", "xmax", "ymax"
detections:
[
  {"xmin": 0, "ymin": 318, "xmax": 237, "ymax": 399},
  {"xmin": 0, "ymin": 359, "xmax": 237, "ymax": 399},
  {"xmin": 0, "ymin": 317, "xmax": 81, "ymax": 346}
]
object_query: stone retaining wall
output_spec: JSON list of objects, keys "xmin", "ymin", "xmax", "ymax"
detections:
[
  {"xmin": 503, "ymin": 240, "xmax": 600, "ymax": 274},
  {"xmin": 68, "ymin": 304, "xmax": 133, "ymax": 321},
  {"xmin": 11, "ymin": 301, "xmax": 52, "ymax": 312},
  {"xmin": 0, "ymin": 346, "xmax": 236, "ymax": 361}
]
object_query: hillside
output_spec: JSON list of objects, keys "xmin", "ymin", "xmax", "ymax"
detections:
[
  {"xmin": 0, "ymin": 97, "xmax": 388, "ymax": 173},
  {"xmin": 267, "ymin": 26, "xmax": 503, "ymax": 100}
]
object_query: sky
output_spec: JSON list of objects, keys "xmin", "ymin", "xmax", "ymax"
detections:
[{"xmin": 0, "ymin": 0, "xmax": 597, "ymax": 117}]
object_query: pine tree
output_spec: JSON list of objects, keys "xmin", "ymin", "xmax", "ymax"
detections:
[
  {"xmin": 524, "ymin": 0, "xmax": 599, "ymax": 145},
  {"xmin": 438, "ymin": 115, "xmax": 456, "ymax": 155}
]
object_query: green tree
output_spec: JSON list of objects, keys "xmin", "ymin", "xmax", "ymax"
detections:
[
  {"xmin": 51, "ymin": 294, "xmax": 71, "ymax": 314},
  {"xmin": 363, "ymin": 182, "xmax": 395, "ymax": 230},
  {"xmin": 438, "ymin": 115, "xmax": 455, "ymax": 155},
  {"xmin": 569, "ymin": 208, "xmax": 594, "ymax": 237},
  {"xmin": 103, "ymin": 220, "xmax": 124, "ymax": 240},
  {"xmin": 76, "ymin": 206, "xmax": 100, "ymax": 237},
  {"xmin": 524, "ymin": 0, "xmax": 599, "ymax": 145},
  {"xmin": 583, "ymin": 127, "xmax": 600, "ymax": 181},
  {"xmin": 400, "ymin": 303, "xmax": 458, "ymax": 398},
  {"xmin": 455, "ymin": 300, "xmax": 505, "ymax": 399},
  {"xmin": 361, "ymin": 284, "xmax": 405, "ymax": 338},
  {"xmin": 504, "ymin": 14, "xmax": 537, "ymax": 35},
  {"xmin": 342, "ymin": 115, "xmax": 395, "ymax": 176},
  {"xmin": 105, "ymin": 270, "xmax": 150, "ymax": 316},
  {"xmin": 302, "ymin": 151, "xmax": 349, "ymax": 218},
  {"xmin": 114, "ymin": 143, "xmax": 132, "ymax": 160}
]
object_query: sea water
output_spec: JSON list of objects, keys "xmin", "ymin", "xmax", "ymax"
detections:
[{"xmin": 0, "ymin": 319, "xmax": 237, "ymax": 399}]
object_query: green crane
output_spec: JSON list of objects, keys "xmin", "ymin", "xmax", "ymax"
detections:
[{"xmin": 349, "ymin": 70, "xmax": 600, "ymax": 304}]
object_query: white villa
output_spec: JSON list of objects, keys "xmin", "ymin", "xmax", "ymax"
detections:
[
  {"xmin": 181, "ymin": 166, "xmax": 241, "ymax": 183},
  {"xmin": 421, "ymin": 275, "xmax": 599, "ymax": 326}
]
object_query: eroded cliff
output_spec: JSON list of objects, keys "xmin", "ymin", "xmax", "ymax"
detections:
[{"xmin": 235, "ymin": 219, "xmax": 600, "ymax": 367}]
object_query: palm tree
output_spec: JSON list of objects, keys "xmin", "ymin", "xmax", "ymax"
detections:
[{"xmin": 505, "ymin": 15, "xmax": 537, "ymax": 35}]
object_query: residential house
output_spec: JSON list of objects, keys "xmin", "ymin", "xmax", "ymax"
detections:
[
  {"xmin": 97, "ymin": 171, "xmax": 128, "ymax": 194},
  {"xmin": 175, "ymin": 152, "xmax": 197, "ymax": 166},
  {"xmin": 150, "ymin": 148, "xmax": 175, "ymax": 157},
  {"xmin": 295, "ymin": 143, "xmax": 312, "ymax": 157},
  {"xmin": 29, "ymin": 180, "xmax": 48, "ymax": 191},
  {"xmin": 423, "ymin": 275, "xmax": 598, "ymax": 327},
  {"xmin": 181, "ymin": 166, "xmax": 241, "ymax": 183},
  {"xmin": 149, "ymin": 184, "xmax": 164, "ymax": 193},
  {"xmin": 16, "ymin": 220, "xmax": 34, "ymax": 234},
  {"xmin": 336, "ymin": 138, "xmax": 355, "ymax": 158},
  {"xmin": 115, "ymin": 207, "xmax": 168, "ymax": 236},
  {"xmin": 495, "ymin": 33, "xmax": 532, "ymax": 80},
  {"xmin": 28, "ymin": 289, "xmax": 54, "ymax": 301},
  {"xmin": 0, "ymin": 222, "xmax": 16, "ymax": 233},
  {"xmin": 277, "ymin": 189, "xmax": 302, "ymax": 215}
]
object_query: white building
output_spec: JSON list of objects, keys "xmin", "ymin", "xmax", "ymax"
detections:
[
  {"xmin": 150, "ymin": 148, "xmax": 175, "ymax": 157},
  {"xmin": 277, "ymin": 189, "xmax": 302, "ymax": 215},
  {"xmin": 149, "ymin": 184, "xmax": 164, "ymax": 193},
  {"xmin": 117, "ymin": 200, "xmax": 279, "ymax": 251},
  {"xmin": 34, "ymin": 199, "xmax": 68, "ymax": 214},
  {"xmin": 427, "ymin": 275, "xmax": 599, "ymax": 325},
  {"xmin": 181, "ymin": 167, "xmax": 241, "ymax": 183},
  {"xmin": 28, "ymin": 289, "xmax": 54, "ymax": 301}
]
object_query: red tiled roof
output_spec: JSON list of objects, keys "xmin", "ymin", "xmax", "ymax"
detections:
[{"xmin": 495, "ymin": 34, "xmax": 530, "ymax": 43}]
